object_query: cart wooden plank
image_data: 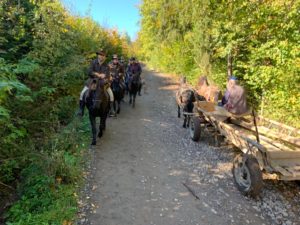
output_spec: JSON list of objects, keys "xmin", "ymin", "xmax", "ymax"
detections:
[
  {"xmin": 257, "ymin": 126, "xmax": 300, "ymax": 148},
  {"xmin": 268, "ymin": 158, "xmax": 300, "ymax": 168},
  {"xmin": 226, "ymin": 117, "xmax": 300, "ymax": 148},
  {"xmin": 273, "ymin": 166, "xmax": 293, "ymax": 176},
  {"xmin": 216, "ymin": 120, "xmax": 300, "ymax": 162},
  {"xmin": 285, "ymin": 167, "xmax": 300, "ymax": 177},
  {"xmin": 258, "ymin": 116, "xmax": 300, "ymax": 136},
  {"xmin": 194, "ymin": 101, "xmax": 300, "ymax": 180}
]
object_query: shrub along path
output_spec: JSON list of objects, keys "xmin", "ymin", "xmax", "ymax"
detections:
[{"xmin": 82, "ymin": 67, "xmax": 300, "ymax": 225}]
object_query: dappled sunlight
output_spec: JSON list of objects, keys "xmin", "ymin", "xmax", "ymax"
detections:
[
  {"xmin": 158, "ymin": 85, "xmax": 178, "ymax": 91},
  {"xmin": 188, "ymin": 173, "xmax": 202, "ymax": 185},
  {"xmin": 178, "ymin": 192, "xmax": 190, "ymax": 197},
  {"xmin": 140, "ymin": 118, "xmax": 153, "ymax": 123},
  {"xmin": 169, "ymin": 170, "xmax": 183, "ymax": 176},
  {"xmin": 159, "ymin": 122, "xmax": 169, "ymax": 127},
  {"xmin": 210, "ymin": 162, "xmax": 232, "ymax": 174}
]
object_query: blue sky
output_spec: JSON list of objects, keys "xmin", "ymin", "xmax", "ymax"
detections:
[{"xmin": 62, "ymin": 0, "xmax": 141, "ymax": 40}]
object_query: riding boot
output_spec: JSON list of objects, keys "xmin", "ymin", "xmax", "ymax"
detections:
[
  {"xmin": 109, "ymin": 102, "xmax": 116, "ymax": 117},
  {"xmin": 77, "ymin": 100, "xmax": 85, "ymax": 117}
]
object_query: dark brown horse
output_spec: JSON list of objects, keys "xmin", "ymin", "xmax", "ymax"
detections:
[
  {"xmin": 128, "ymin": 73, "xmax": 140, "ymax": 108},
  {"xmin": 176, "ymin": 77, "xmax": 197, "ymax": 128},
  {"xmin": 111, "ymin": 75, "xmax": 125, "ymax": 114},
  {"xmin": 83, "ymin": 78, "xmax": 109, "ymax": 145}
]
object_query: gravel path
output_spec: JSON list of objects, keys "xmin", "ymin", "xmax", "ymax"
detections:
[{"xmin": 78, "ymin": 68, "xmax": 300, "ymax": 225}]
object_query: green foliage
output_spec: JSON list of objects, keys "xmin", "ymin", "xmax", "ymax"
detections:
[
  {"xmin": 137, "ymin": 0, "xmax": 300, "ymax": 127},
  {"xmin": 4, "ymin": 115, "xmax": 90, "ymax": 224},
  {"xmin": 0, "ymin": 0, "xmax": 129, "ymax": 223}
]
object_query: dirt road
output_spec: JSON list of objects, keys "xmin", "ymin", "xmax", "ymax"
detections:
[{"xmin": 81, "ymin": 68, "xmax": 300, "ymax": 225}]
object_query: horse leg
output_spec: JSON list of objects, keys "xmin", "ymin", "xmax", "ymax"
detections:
[
  {"xmin": 178, "ymin": 105, "xmax": 181, "ymax": 118},
  {"xmin": 138, "ymin": 83, "xmax": 142, "ymax": 96},
  {"xmin": 129, "ymin": 93, "xmax": 132, "ymax": 104},
  {"xmin": 98, "ymin": 116, "xmax": 104, "ymax": 138},
  {"xmin": 113, "ymin": 100, "xmax": 116, "ymax": 111},
  {"xmin": 187, "ymin": 115, "xmax": 190, "ymax": 128},
  {"xmin": 187, "ymin": 102, "xmax": 193, "ymax": 128},
  {"xmin": 132, "ymin": 93, "xmax": 136, "ymax": 108},
  {"xmin": 89, "ymin": 114, "xmax": 97, "ymax": 145},
  {"xmin": 183, "ymin": 115, "xmax": 187, "ymax": 128},
  {"xmin": 117, "ymin": 100, "xmax": 121, "ymax": 114},
  {"xmin": 102, "ymin": 110, "xmax": 108, "ymax": 131}
]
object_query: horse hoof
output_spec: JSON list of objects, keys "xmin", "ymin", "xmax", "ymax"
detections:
[
  {"xmin": 98, "ymin": 131, "xmax": 103, "ymax": 138},
  {"xmin": 183, "ymin": 124, "xmax": 186, "ymax": 128},
  {"xmin": 117, "ymin": 109, "xmax": 120, "ymax": 114},
  {"xmin": 91, "ymin": 140, "xmax": 96, "ymax": 145}
]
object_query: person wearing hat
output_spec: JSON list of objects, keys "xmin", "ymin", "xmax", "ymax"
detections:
[
  {"xmin": 119, "ymin": 56, "xmax": 127, "ymax": 78},
  {"xmin": 108, "ymin": 54, "xmax": 126, "ymax": 90},
  {"xmin": 109, "ymin": 54, "xmax": 125, "ymax": 78},
  {"xmin": 126, "ymin": 57, "xmax": 142, "ymax": 95},
  {"xmin": 77, "ymin": 49, "xmax": 116, "ymax": 117}
]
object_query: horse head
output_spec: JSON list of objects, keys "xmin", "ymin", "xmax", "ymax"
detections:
[
  {"xmin": 198, "ymin": 76, "xmax": 209, "ymax": 87},
  {"xmin": 131, "ymin": 72, "xmax": 140, "ymax": 83},
  {"xmin": 88, "ymin": 78, "xmax": 106, "ymax": 110}
]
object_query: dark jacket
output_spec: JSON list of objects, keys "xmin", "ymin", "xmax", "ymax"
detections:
[
  {"xmin": 85, "ymin": 59, "xmax": 110, "ymax": 86},
  {"xmin": 108, "ymin": 62, "xmax": 125, "ymax": 79},
  {"xmin": 126, "ymin": 63, "xmax": 142, "ymax": 76}
]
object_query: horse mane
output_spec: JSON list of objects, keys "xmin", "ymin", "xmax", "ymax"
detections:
[
  {"xmin": 180, "ymin": 76, "xmax": 187, "ymax": 85},
  {"xmin": 198, "ymin": 76, "xmax": 209, "ymax": 86}
]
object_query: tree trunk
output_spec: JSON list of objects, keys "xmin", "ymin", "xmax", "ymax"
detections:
[{"xmin": 227, "ymin": 53, "xmax": 233, "ymax": 78}]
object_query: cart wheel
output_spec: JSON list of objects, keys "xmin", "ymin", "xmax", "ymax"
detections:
[
  {"xmin": 232, "ymin": 154, "xmax": 263, "ymax": 197},
  {"xmin": 189, "ymin": 116, "xmax": 201, "ymax": 142}
]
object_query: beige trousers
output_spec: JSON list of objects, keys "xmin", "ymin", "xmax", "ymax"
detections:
[{"xmin": 80, "ymin": 86, "xmax": 114, "ymax": 102}]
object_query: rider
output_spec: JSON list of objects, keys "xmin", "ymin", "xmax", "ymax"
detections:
[
  {"xmin": 108, "ymin": 54, "xmax": 126, "ymax": 90},
  {"xmin": 119, "ymin": 56, "xmax": 126, "ymax": 68},
  {"xmin": 77, "ymin": 49, "xmax": 116, "ymax": 117},
  {"xmin": 126, "ymin": 57, "xmax": 142, "ymax": 95}
]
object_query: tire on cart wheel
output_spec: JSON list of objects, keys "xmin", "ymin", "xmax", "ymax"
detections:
[
  {"xmin": 189, "ymin": 116, "xmax": 201, "ymax": 142},
  {"xmin": 232, "ymin": 154, "xmax": 263, "ymax": 197}
]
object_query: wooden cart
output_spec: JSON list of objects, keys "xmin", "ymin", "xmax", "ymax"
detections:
[{"xmin": 188, "ymin": 101, "xmax": 300, "ymax": 197}]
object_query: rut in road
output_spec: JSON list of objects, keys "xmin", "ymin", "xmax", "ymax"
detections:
[{"xmin": 80, "ymin": 68, "xmax": 300, "ymax": 225}]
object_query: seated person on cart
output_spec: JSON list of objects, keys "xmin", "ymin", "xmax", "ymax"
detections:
[{"xmin": 221, "ymin": 76, "xmax": 248, "ymax": 115}]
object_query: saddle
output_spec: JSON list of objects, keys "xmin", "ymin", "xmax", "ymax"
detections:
[{"xmin": 88, "ymin": 78, "xmax": 109, "ymax": 100}]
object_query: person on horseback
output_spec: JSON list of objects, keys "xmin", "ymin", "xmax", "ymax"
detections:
[
  {"xmin": 108, "ymin": 54, "xmax": 126, "ymax": 90},
  {"xmin": 77, "ymin": 49, "xmax": 116, "ymax": 117},
  {"xmin": 126, "ymin": 57, "xmax": 142, "ymax": 95},
  {"xmin": 119, "ymin": 56, "xmax": 126, "ymax": 68}
]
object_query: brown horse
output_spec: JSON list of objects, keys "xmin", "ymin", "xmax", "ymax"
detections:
[
  {"xmin": 197, "ymin": 76, "xmax": 221, "ymax": 103},
  {"xmin": 84, "ymin": 78, "xmax": 109, "ymax": 145}
]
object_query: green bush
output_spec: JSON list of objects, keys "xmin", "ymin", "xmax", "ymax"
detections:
[
  {"xmin": 137, "ymin": 0, "xmax": 300, "ymax": 128},
  {"xmin": 0, "ymin": 0, "xmax": 130, "ymax": 223}
]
